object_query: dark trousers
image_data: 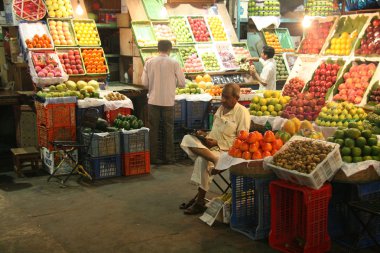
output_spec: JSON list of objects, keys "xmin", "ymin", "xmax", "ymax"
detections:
[{"xmin": 148, "ymin": 104, "xmax": 174, "ymax": 163}]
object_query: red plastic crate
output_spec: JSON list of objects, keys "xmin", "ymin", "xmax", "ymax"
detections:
[
  {"xmin": 35, "ymin": 101, "xmax": 76, "ymax": 128},
  {"xmin": 38, "ymin": 125, "xmax": 76, "ymax": 151},
  {"xmin": 105, "ymin": 107, "xmax": 132, "ymax": 124},
  {"xmin": 122, "ymin": 151, "xmax": 150, "ymax": 176},
  {"xmin": 269, "ymin": 180, "xmax": 332, "ymax": 253}
]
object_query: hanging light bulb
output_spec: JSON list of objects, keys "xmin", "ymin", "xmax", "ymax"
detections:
[
  {"xmin": 76, "ymin": 0, "xmax": 84, "ymax": 16},
  {"xmin": 302, "ymin": 16, "xmax": 312, "ymax": 28}
]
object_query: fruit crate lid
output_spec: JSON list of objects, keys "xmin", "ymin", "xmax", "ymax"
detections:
[
  {"xmin": 169, "ymin": 16, "xmax": 195, "ymax": 44},
  {"xmin": 131, "ymin": 21, "xmax": 157, "ymax": 48},
  {"xmin": 54, "ymin": 47, "xmax": 86, "ymax": 76},
  {"xmin": 142, "ymin": 0, "xmax": 168, "ymax": 21},
  {"xmin": 47, "ymin": 18, "xmax": 77, "ymax": 47},
  {"xmin": 274, "ymin": 28, "xmax": 294, "ymax": 49}
]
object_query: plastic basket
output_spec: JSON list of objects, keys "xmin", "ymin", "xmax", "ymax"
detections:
[
  {"xmin": 37, "ymin": 125, "xmax": 76, "ymax": 151},
  {"xmin": 84, "ymin": 155, "xmax": 122, "ymax": 179},
  {"xmin": 76, "ymin": 105, "xmax": 105, "ymax": 127},
  {"xmin": 158, "ymin": 120, "xmax": 186, "ymax": 143},
  {"xmin": 105, "ymin": 107, "xmax": 132, "ymax": 124},
  {"xmin": 175, "ymin": 100, "xmax": 186, "ymax": 122},
  {"xmin": 142, "ymin": 0, "xmax": 168, "ymax": 20},
  {"xmin": 131, "ymin": 21, "xmax": 157, "ymax": 48},
  {"xmin": 186, "ymin": 101, "xmax": 209, "ymax": 129},
  {"xmin": 328, "ymin": 181, "xmax": 380, "ymax": 249},
  {"xmin": 269, "ymin": 180, "xmax": 332, "ymax": 253},
  {"xmin": 120, "ymin": 128, "xmax": 149, "ymax": 153},
  {"xmin": 82, "ymin": 131, "xmax": 120, "ymax": 157},
  {"xmin": 122, "ymin": 151, "xmax": 150, "ymax": 176},
  {"xmin": 230, "ymin": 174, "xmax": 272, "ymax": 240},
  {"xmin": 35, "ymin": 101, "xmax": 76, "ymax": 128},
  {"xmin": 264, "ymin": 136, "xmax": 342, "ymax": 190}
]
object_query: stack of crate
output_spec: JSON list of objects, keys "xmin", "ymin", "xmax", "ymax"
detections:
[{"xmin": 120, "ymin": 128, "xmax": 150, "ymax": 176}]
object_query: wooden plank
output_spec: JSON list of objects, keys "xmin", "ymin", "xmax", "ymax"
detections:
[
  {"xmin": 126, "ymin": 0, "xmax": 148, "ymax": 21},
  {"xmin": 216, "ymin": 3, "xmax": 238, "ymax": 42},
  {"xmin": 167, "ymin": 0, "xmax": 215, "ymax": 4},
  {"xmin": 120, "ymin": 28, "xmax": 133, "ymax": 56},
  {"xmin": 133, "ymin": 57, "xmax": 144, "ymax": 85}
]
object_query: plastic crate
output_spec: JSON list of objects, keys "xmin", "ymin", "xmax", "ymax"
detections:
[
  {"xmin": 76, "ymin": 105, "xmax": 105, "ymax": 127},
  {"xmin": 186, "ymin": 101, "xmax": 209, "ymax": 129},
  {"xmin": 38, "ymin": 125, "xmax": 76, "ymax": 151},
  {"xmin": 175, "ymin": 100, "xmax": 186, "ymax": 121},
  {"xmin": 230, "ymin": 174, "xmax": 272, "ymax": 240},
  {"xmin": 82, "ymin": 131, "xmax": 120, "ymax": 157},
  {"xmin": 269, "ymin": 180, "xmax": 332, "ymax": 253},
  {"xmin": 158, "ymin": 120, "xmax": 186, "ymax": 143},
  {"xmin": 105, "ymin": 107, "xmax": 132, "ymax": 124},
  {"xmin": 84, "ymin": 155, "xmax": 122, "ymax": 179},
  {"xmin": 122, "ymin": 151, "xmax": 150, "ymax": 176},
  {"xmin": 328, "ymin": 181, "xmax": 380, "ymax": 249},
  {"xmin": 35, "ymin": 101, "xmax": 76, "ymax": 128},
  {"xmin": 120, "ymin": 128, "xmax": 149, "ymax": 153},
  {"xmin": 264, "ymin": 136, "xmax": 342, "ymax": 190},
  {"xmin": 275, "ymin": 28, "xmax": 294, "ymax": 49},
  {"xmin": 174, "ymin": 142, "xmax": 187, "ymax": 161}
]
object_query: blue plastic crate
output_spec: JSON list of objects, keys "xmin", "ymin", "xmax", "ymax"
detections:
[
  {"xmin": 230, "ymin": 174, "xmax": 272, "ymax": 240},
  {"xmin": 175, "ymin": 100, "xmax": 186, "ymax": 122},
  {"xmin": 84, "ymin": 155, "xmax": 122, "ymax": 179},
  {"xmin": 76, "ymin": 105, "xmax": 105, "ymax": 127},
  {"xmin": 329, "ymin": 181, "xmax": 380, "ymax": 249},
  {"xmin": 120, "ymin": 128, "xmax": 149, "ymax": 153},
  {"xmin": 186, "ymin": 101, "xmax": 209, "ymax": 129}
]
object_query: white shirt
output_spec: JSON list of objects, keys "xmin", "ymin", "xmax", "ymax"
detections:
[
  {"xmin": 259, "ymin": 58, "xmax": 276, "ymax": 91},
  {"xmin": 142, "ymin": 54, "xmax": 186, "ymax": 106}
]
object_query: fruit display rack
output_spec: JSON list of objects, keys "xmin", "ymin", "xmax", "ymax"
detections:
[
  {"xmin": 214, "ymin": 42, "xmax": 240, "ymax": 71},
  {"xmin": 168, "ymin": 16, "xmax": 194, "ymax": 44},
  {"xmin": 205, "ymin": 15, "xmax": 229, "ymax": 42},
  {"xmin": 354, "ymin": 14, "xmax": 380, "ymax": 57},
  {"xmin": 47, "ymin": 18, "xmax": 76, "ymax": 47},
  {"xmin": 139, "ymin": 48, "xmax": 183, "ymax": 67},
  {"xmin": 142, "ymin": 0, "xmax": 168, "ymax": 20},
  {"xmin": 71, "ymin": 19, "xmax": 101, "ymax": 47},
  {"xmin": 196, "ymin": 44, "xmax": 223, "ymax": 72},
  {"xmin": 131, "ymin": 21, "xmax": 157, "ymax": 48},
  {"xmin": 178, "ymin": 45, "xmax": 205, "ymax": 74},
  {"xmin": 80, "ymin": 47, "xmax": 109, "ymax": 75},
  {"xmin": 19, "ymin": 21, "xmax": 54, "ymax": 51},
  {"xmin": 187, "ymin": 16, "xmax": 212, "ymax": 43},
  {"xmin": 55, "ymin": 47, "xmax": 86, "ymax": 76}
]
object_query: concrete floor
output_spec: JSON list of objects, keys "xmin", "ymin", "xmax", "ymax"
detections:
[{"xmin": 0, "ymin": 161, "xmax": 375, "ymax": 253}]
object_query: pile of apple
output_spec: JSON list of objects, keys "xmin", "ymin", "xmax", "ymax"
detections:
[
  {"xmin": 355, "ymin": 18, "xmax": 380, "ymax": 56},
  {"xmin": 248, "ymin": 0, "xmax": 280, "ymax": 17},
  {"xmin": 57, "ymin": 49, "xmax": 85, "ymax": 75},
  {"xmin": 333, "ymin": 62, "xmax": 377, "ymax": 104},
  {"xmin": 298, "ymin": 21, "xmax": 334, "ymax": 54},
  {"xmin": 282, "ymin": 92, "xmax": 325, "ymax": 121},
  {"xmin": 32, "ymin": 52, "xmax": 63, "ymax": 78},
  {"xmin": 368, "ymin": 86, "xmax": 380, "ymax": 103},
  {"xmin": 282, "ymin": 77, "xmax": 306, "ymax": 98},
  {"xmin": 316, "ymin": 101, "xmax": 367, "ymax": 128},
  {"xmin": 45, "ymin": 0, "xmax": 73, "ymax": 18},
  {"xmin": 201, "ymin": 52, "xmax": 220, "ymax": 71},
  {"xmin": 48, "ymin": 20, "xmax": 75, "ymax": 46},
  {"xmin": 169, "ymin": 17, "xmax": 193, "ymax": 43},
  {"xmin": 188, "ymin": 17, "xmax": 211, "ymax": 42},
  {"xmin": 306, "ymin": 61, "xmax": 341, "ymax": 99},
  {"xmin": 207, "ymin": 16, "xmax": 227, "ymax": 41},
  {"xmin": 73, "ymin": 20, "xmax": 100, "ymax": 46},
  {"xmin": 180, "ymin": 47, "xmax": 204, "ymax": 73},
  {"xmin": 153, "ymin": 24, "xmax": 176, "ymax": 45},
  {"xmin": 306, "ymin": 0, "xmax": 334, "ymax": 16}
]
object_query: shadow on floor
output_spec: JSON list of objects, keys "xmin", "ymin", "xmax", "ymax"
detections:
[{"xmin": 0, "ymin": 174, "xmax": 32, "ymax": 192}]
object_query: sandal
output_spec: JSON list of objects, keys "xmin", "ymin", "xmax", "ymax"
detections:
[
  {"xmin": 179, "ymin": 194, "xmax": 198, "ymax": 210},
  {"xmin": 184, "ymin": 202, "xmax": 207, "ymax": 215}
]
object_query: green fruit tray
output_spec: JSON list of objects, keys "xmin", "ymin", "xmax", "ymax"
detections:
[
  {"xmin": 178, "ymin": 45, "xmax": 205, "ymax": 74},
  {"xmin": 187, "ymin": 16, "xmax": 213, "ymax": 44},
  {"xmin": 169, "ymin": 16, "xmax": 195, "ymax": 44},
  {"xmin": 80, "ymin": 47, "xmax": 109, "ymax": 76},
  {"xmin": 205, "ymin": 15, "xmax": 229, "ymax": 43},
  {"xmin": 142, "ymin": 0, "xmax": 168, "ymax": 21},
  {"xmin": 151, "ymin": 21, "xmax": 176, "ymax": 45},
  {"xmin": 139, "ymin": 48, "xmax": 183, "ymax": 67},
  {"xmin": 196, "ymin": 44, "xmax": 223, "ymax": 72},
  {"xmin": 47, "ymin": 18, "xmax": 76, "ymax": 47},
  {"xmin": 55, "ymin": 47, "xmax": 86, "ymax": 76},
  {"xmin": 131, "ymin": 21, "xmax": 157, "ymax": 48},
  {"xmin": 71, "ymin": 19, "xmax": 101, "ymax": 47}
]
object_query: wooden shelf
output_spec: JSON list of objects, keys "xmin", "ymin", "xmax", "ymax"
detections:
[
  {"xmin": 105, "ymin": 54, "xmax": 120, "ymax": 58},
  {"xmin": 96, "ymin": 23, "xmax": 118, "ymax": 29},
  {"xmin": 185, "ymin": 70, "xmax": 248, "ymax": 76}
]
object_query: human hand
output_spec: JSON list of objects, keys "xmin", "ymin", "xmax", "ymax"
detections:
[
  {"xmin": 196, "ymin": 130, "xmax": 207, "ymax": 137},
  {"xmin": 204, "ymin": 138, "xmax": 218, "ymax": 149},
  {"xmin": 249, "ymin": 65, "xmax": 256, "ymax": 75}
]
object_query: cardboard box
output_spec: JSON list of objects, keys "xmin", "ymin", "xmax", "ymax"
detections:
[
  {"xmin": 133, "ymin": 57, "xmax": 143, "ymax": 85},
  {"xmin": 41, "ymin": 147, "xmax": 78, "ymax": 175},
  {"xmin": 117, "ymin": 13, "xmax": 131, "ymax": 28}
]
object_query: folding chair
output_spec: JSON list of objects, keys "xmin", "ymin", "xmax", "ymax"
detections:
[{"xmin": 47, "ymin": 108, "xmax": 99, "ymax": 184}]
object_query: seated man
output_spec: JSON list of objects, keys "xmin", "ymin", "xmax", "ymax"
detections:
[{"xmin": 180, "ymin": 83, "xmax": 251, "ymax": 215}]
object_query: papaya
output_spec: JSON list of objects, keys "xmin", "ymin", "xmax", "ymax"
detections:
[
  {"xmin": 291, "ymin": 117, "xmax": 301, "ymax": 132},
  {"xmin": 283, "ymin": 120, "xmax": 296, "ymax": 136}
]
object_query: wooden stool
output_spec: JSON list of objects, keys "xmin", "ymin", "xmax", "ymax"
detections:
[{"xmin": 10, "ymin": 147, "xmax": 41, "ymax": 177}]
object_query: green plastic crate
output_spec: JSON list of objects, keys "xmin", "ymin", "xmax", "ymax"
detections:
[
  {"xmin": 275, "ymin": 28, "xmax": 294, "ymax": 49},
  {"xmin": 142, "ymin": 0, "xmax": 168, "ymax": 20},
  {"xmin": 131, "ymin": 21, "xmax": 157, "ymax": 48}
]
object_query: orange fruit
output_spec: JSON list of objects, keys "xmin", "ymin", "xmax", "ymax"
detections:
[{"xmin": 195, "ymin": 75, "xmax": 203, "ymax": 83}]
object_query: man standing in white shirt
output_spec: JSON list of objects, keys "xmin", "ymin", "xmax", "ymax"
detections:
[
  {"xmin": 249, "ymin": 46, "xmax": 277, "ymax": 91},
  {"xmin": 142, "ymin": 40, "xmax": 186, "ymax": 165}
]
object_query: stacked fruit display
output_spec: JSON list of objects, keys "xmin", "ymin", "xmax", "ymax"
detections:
[
  {"xmin": 207, "ymin": 16, "xmax": 227, "ymax": 41},
  {"xmin": 153, "ymin": 23, "xmax": 176, "ymax": 45},
  {"xmin": 316, "ymin": 102, "xmax": 367, "ymax": 128},
  {"xmin": 45, "ymin": 0, "xmax": 73, "ymax": 18},
  {"xmin": 179, "ymin": 46, "xmax": 204, "ymax": 73},
  {"xmin": 57, "ymin": 49, "xmax": 85, "ymax": 75},
  {"xmin": 276, "ymin": 118, "xmax": 323, "ymax": 144},
  {"xmin": 200, "ymin": 52, "xmax": 220, "ymax": 71},
  {"xmin": 306, "ymin": 0, "xmax": 334, "ymax": 16},
  {"xmin": 274, "ymin": 55, "xmax": 288, "ymax": 80},
  {"xmin": 306, "ymin": 61, "xmax": 341, "ymax": 99},
  {"xmin": 228, "ymin": 130, "xmax": 283, "ymax": 160},
  {"xmin": 81, "ymin": 48, "xmax": 108, "ymax": 74},
  {"xmin": 249, "ymin": 90, "xmax": 290, "ymax": 117},
  {"xmin": 327, "ymin": 124, "xmax": 379, "ymax": 163},
  {"xmin": 175, "ymin": 82, "xmax": 203, "ymax": 95},
  {"xmin": 188, "ymin": 17, "xmax": 211, "ymax": 42},
  {"xmin": 355, "ymin": 17, "xmax": 380, "ymax": 56},
  {"xmin": 169, "ymin": 17, "xmax": 193, "ymax": 43},
  {"xmin": 282, "ymin": 92, "xmax": 325, "ymax": 121},
  {"xmin": 72, "ymin": 20, "xmax": 101, "ymax": 46},
  {"xmin": 325, "ymin": 15, "xmax": 368, "ymax": 56},
  {"xmin": 248, "ymin": 0, "xmax": 280, "ymax": 17},
  {"xmin": 205, "ymin": 85, "xmax": 222, "ymax": 96},
  {"xmin": 298, "ymin": 21, "xmax": 334, "ymax": 54},
  {"xmin": 36, "ymin": 80, "xmax": 100, "ymax": 99},
  {"xmin": 48, "ymin": 20, "xmax": 75, "ymax": 46},
  {"xmin": 25, "ymin": 34, "xmax": 53, "ymax": 49},
  {"xmin": 282, "ymin": 77, "xmax": 305, "ymax": 98},
  {"xmin": 263, "ymin": 31, "xmax": 282, "ymax": 53},
  {"xmin": 113, "ymin": 114, "xmax": 144, "ymax": 131},
  {"xmin": 368, "ymin": 85, "xmax": 380, "ymax": 104},
  {"xmin": 364, "ymin": 104, "xmax": 380, "ymax": 134},
  {"xmin": 333, "ymin": 62, "xmax": 377, "ymax": 104}
]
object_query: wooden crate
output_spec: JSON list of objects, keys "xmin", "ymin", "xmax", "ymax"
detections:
[
  {"xmin": 133, "ymin": 57, "xmax": 143, "ymax": 85},
  {"xmin": 120, "ymin": 28, "xmax": 139, "ymax": 56}
]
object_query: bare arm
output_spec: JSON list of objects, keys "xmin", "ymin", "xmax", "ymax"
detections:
[{"xmin": 141, "ymin": 64, "xmax": 149, "ymax": 88}]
